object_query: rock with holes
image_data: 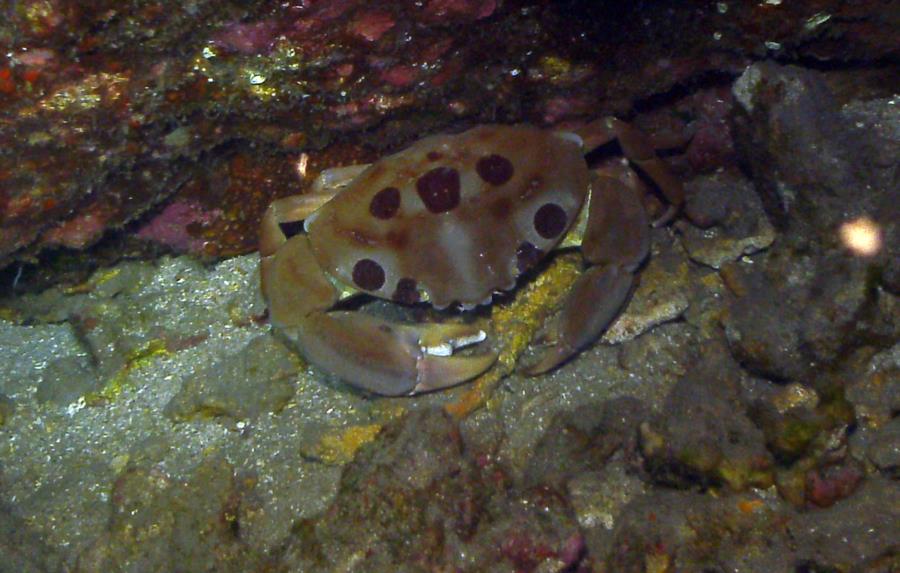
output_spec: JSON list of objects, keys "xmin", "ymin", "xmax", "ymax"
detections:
[{"xmin": 259, "ymin": 121, "xmax": 685, "ymax": 395}]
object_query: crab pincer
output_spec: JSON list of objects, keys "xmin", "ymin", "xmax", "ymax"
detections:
[{"xmin": 287, "ymin": 314, "xmax": 496, "ymax": 396}]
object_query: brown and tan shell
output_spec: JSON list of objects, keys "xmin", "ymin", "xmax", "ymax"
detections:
[{"xmin": 306, "ymin": 125, "xmax": 590, "ymax": 308}]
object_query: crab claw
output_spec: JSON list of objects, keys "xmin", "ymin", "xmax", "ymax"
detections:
[
  {"xmin": 414, "ymin": 354, "xmax": 499, "ymax": 394},
  {"xmin": 522, "ymin": 265, "xmax": 633, "ymax": 376},
  {"xmin": 285, "ymin": 312, "xmax": 497, "ymax": 396}
]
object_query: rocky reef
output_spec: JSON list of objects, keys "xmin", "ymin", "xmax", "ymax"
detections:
[{"xmin": 0, "ymin": 1, "xmax": 898, "ymax": 571}]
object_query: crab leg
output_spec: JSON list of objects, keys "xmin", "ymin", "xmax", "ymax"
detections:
[
  {"xmin": 522, "ymin": 118, "xmax": 685, "ymax": 374},
  {"xmin": 522, "ymin": 171, "xmax": 652, "ymax": 375},
  {"xmin": 576, "ymin": 117, "xmax": 685, "ymax": 223},
  {"xmin": 262, "ymin": 234, "xmax": 339, "ymax": 327},
  {"xmin": 260, "ymin": 162, "xmax": 373, "ymax": 258},
  {"xmin": 523, "ymin": 265, "xmax": 634, "ymax": 375},
  {"xmin": 261, "ymin": 160, "xmax": 382, "ymax": 315},
  {"xmin": 581, "ymin": 164, "xmax": 651, "ymax": 269},
  {"xmin": 309, "ymin": 164, "xmax": 370, "ymax": 194}
]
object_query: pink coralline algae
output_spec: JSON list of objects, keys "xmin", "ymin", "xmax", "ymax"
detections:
[
  {"xmin": 212, "ymin": 19, "xmax": 283, "ymax": 55},
  {"xmin": 806, "ymin": 464, "xmax": 864, "ymax": 508},
  {"xmin": 2, "ymin": 0, "xmax": 896, "ymax": 276},
  {"xmin": 379, "ymin": 64, "xmax": 419, "ymax": 88},
  {"xmin": 292, "ymin": 0, "xmax": 357, "ymax": 34},
  {"xmin": 424, "ymin": 0, "xmax": 497, "ymax": 21},
  {"xmin": 136, "ymin": 200, "xmax": 222, "ymax": 254},
  {"xmin": 347, "ymin": 11, "xmax": 396, "ymax": 43},
  {"xmin": 41, "ymin": 206, "xmax": 114, "ymax": 249},
  {"xmin": 16, "ymin": 48, "xmax": 57, "ymax": 69},
  {"xmin": 684, "ymin": 87, "xmax": 736, "ymax": 172}
]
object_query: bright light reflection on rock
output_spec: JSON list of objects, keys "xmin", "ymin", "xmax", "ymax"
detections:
[{"xmin": 839, "ymin": 216, "xmax": 882, "ymax": 257}]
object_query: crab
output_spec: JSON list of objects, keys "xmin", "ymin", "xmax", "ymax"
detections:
[{"xmin": 259, "ymin": 118, "xmax": 683, "ymax": 396}]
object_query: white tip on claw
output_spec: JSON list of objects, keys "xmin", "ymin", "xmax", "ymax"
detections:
[
  {"xmin": 421, "ymin": 329, "xmax": 487, "ymax": 356},
  {"xmin": 424, "ymin": 342, "xmax": 454, "ymax": 357}
]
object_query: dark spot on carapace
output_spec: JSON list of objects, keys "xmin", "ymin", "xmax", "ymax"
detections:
[
  {"xmin": 426, "ymin": 151, "xmax": 443, "ymax": 161},
  {"xmin": 393, "ymin": 278, "xmax": 420, "ymax": 305},
  {"xmin": 489, "ymin": 197, "xmax": 512, "ymax": 220},
  {"xmin": 386, "ymin": 229, "xmax": 409, "ymax": 250},
  {"xmin": 416, "ymin": 166, "xmax": 461, "ymax": 213},
  {"xmin": 476, "ymin": 154, "xmax": 514, "ymax": 185},
  {"xmin": 516, "ymin": 241, "xmax": 544, "ymax": 273},
  {"xmin": 352, "ymin": 258, "xmax": 385, "ymax": 291},
  {"xmin": 369, "ymin": 187, "xmax": 400, "ymax": 219},
  {"xmin": 534, "ymin": 203, "xmax": 567, "ymax": 239}
]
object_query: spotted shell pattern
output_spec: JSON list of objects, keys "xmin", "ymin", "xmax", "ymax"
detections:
[{"xmin": 306, "ymin": 125, "xmax": 590, "ymax": 308}]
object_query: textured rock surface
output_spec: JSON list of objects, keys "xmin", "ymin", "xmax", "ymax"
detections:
[
  {"xmin": 0, "ymin": 5, "xmax": 898, "ymax": 572},
  {"xmin": 681, "ymin": 171, "xmax": 776, "ymax": 269},
  {"xmin": 164, "ymin": 334, "xmax": 300, "ymax": 422}
]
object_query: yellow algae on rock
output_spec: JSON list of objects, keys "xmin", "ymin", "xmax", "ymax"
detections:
[
  {"xmin": 445, "ymin": 252, "xmax": 582, "ymax": 418},
  {"xmin": 305, "ymin": 403, "xmax": 410, "ymax": 464},
  {"xmin": 313, "ymin": 424, "xmax": 384, "ymax": 465},
  {"xmin": 84, "ymin": 339, "xmax": 170, "ymax": 406},
  {"xmin": 0, "ymin": 307, "xmax": 21, "ymax": 323},
  {"xmin": 63, "ymin": 267, "xmax": 122, "ymax": 295}
]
